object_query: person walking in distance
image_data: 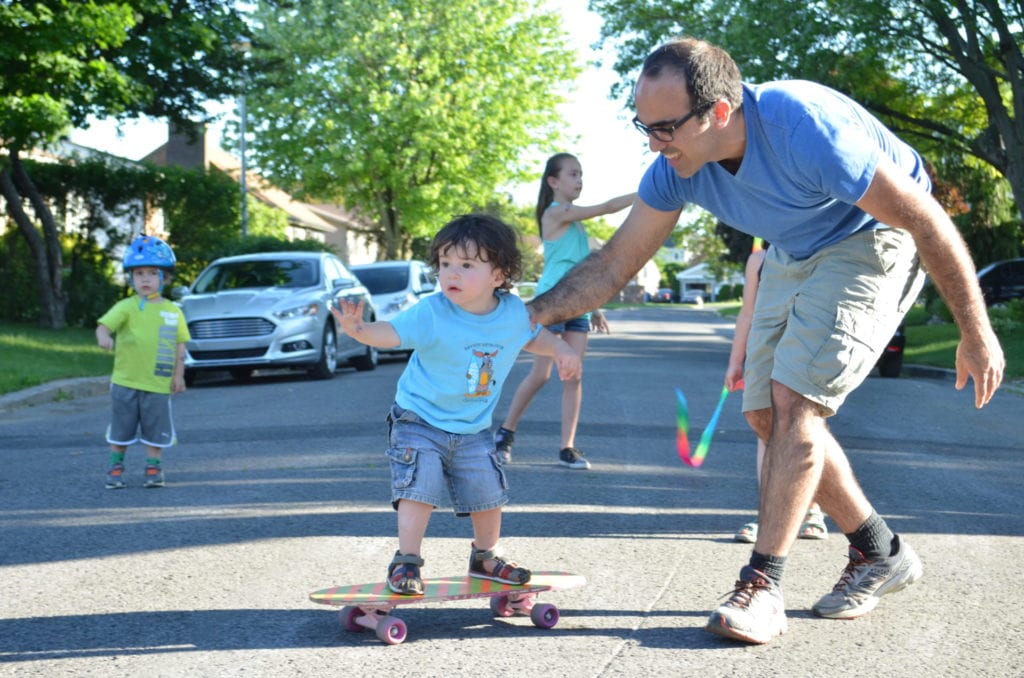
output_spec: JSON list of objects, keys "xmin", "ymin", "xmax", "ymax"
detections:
[{"xmin": 493, "ymin": 153, "xmax": 635, "ymax": 470}]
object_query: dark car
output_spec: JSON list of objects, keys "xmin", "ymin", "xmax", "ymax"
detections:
[
  {"xmin": 876, "ymin": 325, "xmax": 906, "ymax": 378},
  {"xmin": 977, "ymin": 258, "xmax": 1024, "ymax": 306},
  {"xmin": 651, "ymin": 288, "xmax": 675, "ymax": 303}
]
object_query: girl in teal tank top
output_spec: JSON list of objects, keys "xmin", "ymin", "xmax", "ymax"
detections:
[{"xmin": 495, "ymin": 153, "xmax": 636, "ymax": 469}]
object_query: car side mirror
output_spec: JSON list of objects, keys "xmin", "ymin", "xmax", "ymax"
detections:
[
  {"xmin": 332, "ymin": 278, "xmax": 356, "ymax": 290},
  {"xmin": 171, "ymin": 285, "xmax": 191, "ymax": 300}
]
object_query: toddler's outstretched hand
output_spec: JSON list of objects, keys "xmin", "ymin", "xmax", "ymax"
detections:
[
  {"xmin": 331, "ymin": 298, "xmax": 366, "ymax": 336},
  {"xmin": 554, "ymin": 344, "xmax": 582, "ymax": 381}
]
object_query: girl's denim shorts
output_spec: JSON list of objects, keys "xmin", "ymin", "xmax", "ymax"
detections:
[
  {"xmin": 385, "ymin": 403, "xmax": 509, "ymax": 515},
  {"xmin": 546, "ymin": 315, "xmax": 590, "ymax": 334}
]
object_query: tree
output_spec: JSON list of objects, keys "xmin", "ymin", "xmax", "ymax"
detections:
[
  {"xmin": 242, "ymin": 0, "xmax": 579, "ymax": 259},
  {"xmin": 0, "ymin": 0, "xmax": 249, "ymax": 327},
  {"xmin": 590, "ymin": 0, "xmax": 1024, "ymax": 247}
]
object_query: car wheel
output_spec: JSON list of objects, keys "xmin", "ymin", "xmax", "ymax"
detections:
[
  {"xmin": 877, "ymin": 351, "xmax": 903, "ymax": 378},
  {"xmin": 351, "ymin": 343, "xmax": 379, "ymax": 372},
  {"xmin": 308, "ymin": 324, "xmax": 338, "ymax": 380}
]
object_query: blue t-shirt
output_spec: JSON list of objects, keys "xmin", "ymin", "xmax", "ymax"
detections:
[
  {"xmin": 389, "ymin": 292, "xmax": 541, "ymax": 434},
  {"xmin": 639, "ymin": 81, "xmax": 931, "ymax": 260}
]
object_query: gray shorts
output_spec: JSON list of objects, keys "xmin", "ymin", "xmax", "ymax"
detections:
[
  {"xmin": 742, "ymin": 228, "xmax": 924, "ymax": 416},
  {"xmin": 385, "ymin": 403, "xmax": 508, "ymax": 515},
  {"xmin": 106, "ymin": 383, "xmax": 177, "ymax": 447}
]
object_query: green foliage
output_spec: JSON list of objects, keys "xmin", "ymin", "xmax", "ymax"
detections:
[
  {"xmin": 660, "ymin": 262, "xmax": 686, "ymax": 291},
  {"xmin": 244, "ymin": 0, "xmax": 579, "ymax": 259},
  {"xmin": 590, "ymin": 0, "xmax": 1024, "ymax": 248},
  {"xmin": 0, "ymin": 231, "xmax": 40, "ymax": 324}
]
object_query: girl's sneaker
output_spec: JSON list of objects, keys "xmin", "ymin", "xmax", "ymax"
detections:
[
  {"xmin": 468, "ymin": 545, "xmax": 531, "ymax": 585},
  {"xmin": 143, "ymin": 465, "xmax": 165, "ymax": 488},
  {"xmin": 494, "ymin": 427, "xmax": 515, "ymax": 463},
  {"xmin": 558, "ymin": 447, "xmax": 591, "ymax": 470},
  {"xmin": 105, "ymin": 463, "xmax": 127, "ymax": 490}
]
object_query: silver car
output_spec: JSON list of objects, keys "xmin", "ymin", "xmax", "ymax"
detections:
[{"xmin": 179, "ymin": 251, "xmax": 377, "ymax": 383}]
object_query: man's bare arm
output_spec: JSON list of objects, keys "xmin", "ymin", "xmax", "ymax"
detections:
[
  {"xmin": 529, "ymin": 199, "xmax": 681, "ymax": 325},
  {"xmin": 856, "ymin": 158, "xmax": 1004, "ymax": 407}
]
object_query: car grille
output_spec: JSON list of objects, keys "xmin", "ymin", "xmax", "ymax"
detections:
[
  {"xmin": 189, "ymin": 348, "xmax": 268, "ymax": 360},
  {"xmin": 189, "ymin": 317, "xmax": 275, "ymax": 339}
]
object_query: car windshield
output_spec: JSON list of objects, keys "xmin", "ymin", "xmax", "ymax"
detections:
[
  {"xmin": 354, "ymin": 266, "xmax": 410, "ymax": 295},
  {"xmin": 193, "ymin": 259, "xmax": 319, "ymax": 293}
]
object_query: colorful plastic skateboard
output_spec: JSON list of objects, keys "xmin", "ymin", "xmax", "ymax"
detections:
[{"xmin": 309, "ymin": 570, "xmax": 586, "ymax": 645}]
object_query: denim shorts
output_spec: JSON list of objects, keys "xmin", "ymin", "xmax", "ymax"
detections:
[
  {"xmin": 546, "ymin": 315, "xmax": 590, "ymax": 334},
  {"xmin": 385, "ymin": 404, "xmax": 509, "ymax": 515},
  {"xmin": 743, "ymin": 228, "xmax": 923, "ymax": 416}
]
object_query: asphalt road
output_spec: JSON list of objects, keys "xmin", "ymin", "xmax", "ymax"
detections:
[{"xmin": 1, "ymin": 306, "xmax": 1022, "ymax": 677}]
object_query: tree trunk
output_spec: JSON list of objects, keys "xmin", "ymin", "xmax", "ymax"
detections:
[{"xmin": 1, "ymin": 149, "xmax": 67, "ymax": 328}]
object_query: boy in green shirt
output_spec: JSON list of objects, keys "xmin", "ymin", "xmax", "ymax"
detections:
[{"xmin": 96, "ymin": 235, "xmax": 190, "ymax": 489}]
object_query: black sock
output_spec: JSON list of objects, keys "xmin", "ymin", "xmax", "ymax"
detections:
[
  {"xmin": 846, "ymin": 511, "xmax": 895, "ymax": 560},
  {"xmin": 749, "ymin": 551, "xmax": 786, "ymax": 583}
]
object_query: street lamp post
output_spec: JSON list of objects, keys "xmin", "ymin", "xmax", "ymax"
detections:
[{"xmin": 239, "ymin": 91, "xmax": 248, "ymax": 238}]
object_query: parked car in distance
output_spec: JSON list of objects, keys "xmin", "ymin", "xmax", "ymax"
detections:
[
  {"xmin": 680, "ymin": 290, "xmax": 705, "ymax": 306},
  {"xmin": 876, "ymin": 324, "xmax": 906, "ymax": 378},
  {"xmin": 977, "ymin": 258, "xmax": 1024, "ymax": 306},
  {"xmin": 179, "ymin": 251, "xmax": 378, "ymax": 384},
  {"xmin": 651, "ymin": 287, "xmax": 675, "ymax": 303},
  {"xmin": 350, "ymin": 260, "xmax": 435, "ymax": 321}
]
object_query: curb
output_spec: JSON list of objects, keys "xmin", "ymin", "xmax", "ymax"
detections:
[{"xmin": 0, "ymin": 376, "xmax": 109, "ymax": 414}]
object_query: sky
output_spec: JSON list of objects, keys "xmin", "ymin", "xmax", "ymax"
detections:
[{"xmin": 68, "ymin": 1, "xmax": 652, "ymax": 217}]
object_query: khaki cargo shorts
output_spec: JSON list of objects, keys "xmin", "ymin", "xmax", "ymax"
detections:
[{"xmin": 742, "ymin": 228, "xmax": 924, "ymax": 416}]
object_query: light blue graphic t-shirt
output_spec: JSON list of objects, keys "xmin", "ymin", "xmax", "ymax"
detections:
[
  {"xmin": 389, "ymin": 292, "xmax": 540, "ymax": 434},
  {"xmin": 639, "ymin": 80, "xmax": 930, "ymax": 260}
]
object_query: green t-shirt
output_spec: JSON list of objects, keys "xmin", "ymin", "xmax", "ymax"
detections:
[{"xmin": 98, "ymin": 296, "xmax": 191, "ymax": 394}]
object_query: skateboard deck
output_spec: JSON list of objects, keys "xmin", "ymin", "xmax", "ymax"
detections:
[{"xmin": 310, "ymin": 571, "xmax": 585, "ymax": 645}]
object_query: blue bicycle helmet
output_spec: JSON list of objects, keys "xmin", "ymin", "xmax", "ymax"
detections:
[{"xmin": 122, "ymin": 235, "xmax": 176, "ymax": 272}]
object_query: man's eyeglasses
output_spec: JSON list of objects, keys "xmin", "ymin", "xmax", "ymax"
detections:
[{"xmin": 632, "ymin": 102, "xmax": 714, "ymax": 142}]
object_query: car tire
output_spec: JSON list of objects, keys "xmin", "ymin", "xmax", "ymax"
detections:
[
  {"xmin": 351, "ymin": 343, "xmax": 379, "ymax": 372},
  {"xmin": 308, "ymin": 324, "xmax": 338, "ymax": 380},
  {"xmin": 877, "ymin": 352, "xmax": 903, "ymax": 378}
]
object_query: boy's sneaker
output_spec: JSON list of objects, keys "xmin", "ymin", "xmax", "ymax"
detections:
[
  {"xmin": 105, "ymin": 463, "xmax": 127, "ymax": 490},
  {"xmin": 387, "ymin": 551, "xmax": 425, "ymax": 595},
  {"xmin": 143, "ymin": 464, "xmax": 165, "ymax": 488},
  {"xmin": 705, "ymin": 566, "xmax": 787, "ymax": 644},
  {"xmin": 494, "ymin": 427, "xmax": 515, "ymax": 463},
  {"xmin": 812, "ymin": 535, "xmax": 923, "ymax": 619},
  {"xmin": 558, "ymin": 447, "xmax": 591, "ymax": 470},
  {"xmin": 468, "ymin": 545, "xmax": 531, "ymax": 585}
]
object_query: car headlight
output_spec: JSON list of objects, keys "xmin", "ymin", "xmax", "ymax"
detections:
[{"xmin": 274, "ymin": 302, "xmax": 319, "ymax": 320}]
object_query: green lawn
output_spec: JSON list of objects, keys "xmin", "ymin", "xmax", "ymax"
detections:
[
  {"xmin": 1, "ymin": 305, "xmax": 1021, "ymax": 396},
  {"xmin": 0, "ymin": 323, "xmax": 113, "ymax": 395}
]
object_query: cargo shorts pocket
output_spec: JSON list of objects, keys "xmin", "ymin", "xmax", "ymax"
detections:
[
  {"xmin": 387, "ymin": 446, "xmax": 418, "ymax": 490},
  {"xmin": 815, "ymin": 302, "xmax": 886, "ymax": 395},
  {"xmin": 489, "ymin": 451, "xmax": 510, "ymax": 491}
]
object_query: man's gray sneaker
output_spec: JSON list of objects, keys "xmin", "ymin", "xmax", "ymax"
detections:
[
  {"xmin": 812, "ymin": 535, "xmax": 923, "ymax": 619},
  {"xmin": 705, "ymin": 566, "xmax": 787, "ymax": 644},
  {"xmin": 558, "ymin": 446, "xmax": 591, "ymax": 469}
]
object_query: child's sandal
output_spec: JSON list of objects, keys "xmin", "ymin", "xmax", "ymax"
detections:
[
  {"xmin": 387, "ymin": 551, "xmax": 425, "ymax": 595},
  {"xmin": 468, "ymin": 544, "xmax": 531, "ymax": 585},
  {"xmin": 798, "ymin": 509, "xmax": 829, "ymax": 540}
]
